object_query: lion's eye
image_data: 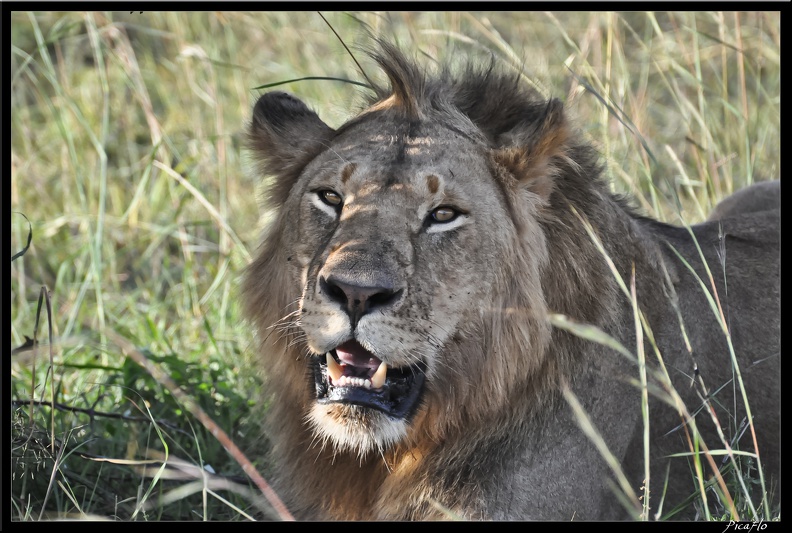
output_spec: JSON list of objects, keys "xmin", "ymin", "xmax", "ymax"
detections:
[
  {"xmin": 318, "ymin": 190, "xmax": 343, "ymax": 208},
  {"xmin": 429, "ymin": 206, "xmax": 459, "ymax": 223}
]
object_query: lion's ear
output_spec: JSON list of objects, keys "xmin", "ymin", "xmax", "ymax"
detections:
[
  {"xmin": 248, "ymin": 91, "xmax": 336, "ymax": 205},
  {"xmin": 490, "ymin": 98, "xmax": 570, "ymax": 201}
]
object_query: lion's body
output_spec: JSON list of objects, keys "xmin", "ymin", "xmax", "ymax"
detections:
[{"xmin": 243, "ymin": 43, "xmax": 780, "ymax": 520}]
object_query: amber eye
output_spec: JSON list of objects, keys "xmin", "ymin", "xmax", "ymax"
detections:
[
  {"xmin": 430, "ymin": 206, "xmax": 459, "ymax": 223},
  {"xmin": 318, "ymin": 190, "xmax": 343, "ymax": 207}
]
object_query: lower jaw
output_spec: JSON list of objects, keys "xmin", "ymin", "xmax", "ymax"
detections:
[{"xmin": 307, "ymin": 402, "xmax": 410, "ymax": 455}]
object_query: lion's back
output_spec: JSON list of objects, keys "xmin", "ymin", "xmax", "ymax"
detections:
[{"xmin": 708, "ymin": 180, "xmax": 780, "ymax": 220}]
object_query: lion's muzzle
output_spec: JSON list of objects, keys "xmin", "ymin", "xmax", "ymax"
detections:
[{"xmin": 319, "ymin": 275, "xmax": 404, "ymax": 329}]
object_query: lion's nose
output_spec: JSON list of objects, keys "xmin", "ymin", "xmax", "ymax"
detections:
[{"xmin": 319, "ymin": 276, "xmax": 403, "ymax": 329}]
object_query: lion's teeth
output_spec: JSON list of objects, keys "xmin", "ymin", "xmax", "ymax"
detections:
[
  {"xmin": 326, "ymin": 353, "xmax": 343, "ymax": 383},
  {"xmin": 371, "ymin": 361, "xmax": 387, "ymax": 389},
  {"xmin": 327, "ymin": 354, "xmax": 387, "ymax": 389}
]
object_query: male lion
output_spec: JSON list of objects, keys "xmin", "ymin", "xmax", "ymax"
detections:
[{"xmin": 243, "ymin": 42, "xmax": 780, "ymax": 520}]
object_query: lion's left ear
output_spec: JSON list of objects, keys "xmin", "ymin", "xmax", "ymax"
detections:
[
  {"xmin": 248, "ymin": 91, "xmax": 336, "ymax": 207},
  {"xmin": 490, "ymin": 98, "xmax": 570, "ymax": 201}
]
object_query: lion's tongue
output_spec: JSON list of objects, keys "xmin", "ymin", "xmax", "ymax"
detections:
[
  {"xmin": 336, "ymin": 340, "xmax": 381, "ymax": 368},
  {"xmin": 329, "ymin": 340, "xmax": 388, "ymax": 389}
]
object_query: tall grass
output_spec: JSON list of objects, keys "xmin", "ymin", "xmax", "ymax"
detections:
[{"xmin": 10, "ymin": 11, "xmax": 780, "ymax": 521}]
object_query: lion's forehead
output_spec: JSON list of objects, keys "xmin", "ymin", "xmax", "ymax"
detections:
[
  {"xmin": 334, "ymin": 130, "xmax": 479, "ymax": 163},
  {"xmin": 330, "ymin": 117, "xmax": 486, "ymax": 168},
  {"xmin": 317, "ymin": 134, "xmax": 494, "ymax": 201}
]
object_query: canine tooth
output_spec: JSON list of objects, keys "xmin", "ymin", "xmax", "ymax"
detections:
[
  {"xmin": 326, "ymin": 353, "xmax": 343, "ymax": 383},
  {"xmin": 371, "ymin": 362, "xmax": 387, "ymax": 389}
]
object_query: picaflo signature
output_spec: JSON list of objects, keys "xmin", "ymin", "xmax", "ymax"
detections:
[{"xmin": 722, "ymin": 520, "xmax": 769, "ymax": 533}]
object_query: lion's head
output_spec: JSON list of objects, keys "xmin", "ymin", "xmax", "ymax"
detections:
[{"xmin": 242, "ymin": 43, "xmax": 599, "ymax": 463}]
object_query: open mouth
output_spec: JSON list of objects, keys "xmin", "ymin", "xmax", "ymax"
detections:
[{"xmin": 313, "ymin": 340, "xmax": 426, "ymax": 419}]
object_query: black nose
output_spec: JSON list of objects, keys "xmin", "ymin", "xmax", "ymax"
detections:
[{"xmin": 319, "ymin": 276, "xmax": 403, "ymax": 328}]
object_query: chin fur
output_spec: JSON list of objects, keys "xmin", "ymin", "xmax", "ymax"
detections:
[{"xmin": 306, "ymin": 402, "xmax": 409, "ymax": 459}]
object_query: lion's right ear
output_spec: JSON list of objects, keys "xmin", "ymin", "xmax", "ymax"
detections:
[
  {"xmin": 490, "ymin": 98, "xmax": 570, "ymax": 202},
  {"xmin": 248, "ymin": 91, "xmax": 336, "ymax": 206}
]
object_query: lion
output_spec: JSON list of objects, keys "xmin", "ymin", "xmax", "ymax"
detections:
[{"xmin": 242, "ymin": 42, "xmax": 780, "ymax": 520}]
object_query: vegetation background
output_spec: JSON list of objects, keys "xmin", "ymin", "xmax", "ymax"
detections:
[{"xmin": 9, "ymin": 11, "xmax": 780, "ymax": 521}]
